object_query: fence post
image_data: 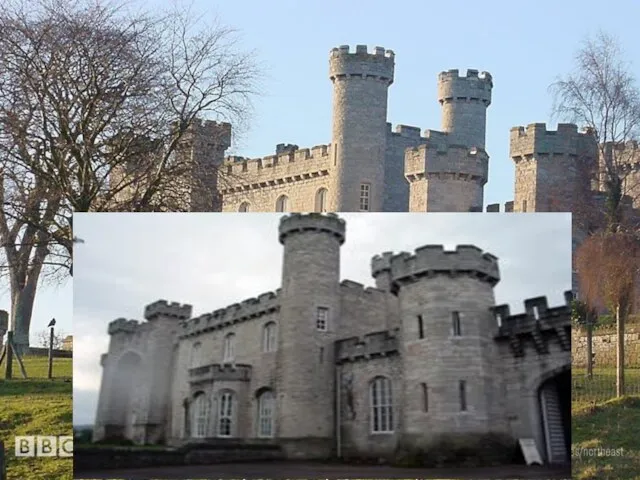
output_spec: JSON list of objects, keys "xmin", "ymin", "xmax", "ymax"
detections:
[
  {"xmin": 5, "ymin": 331, "xmax": 13, "ymax": 379},
  {"xmin": 0, "ymin": 440, "xmax": 6, "ymax": 480},
  {"xmin": 48, "ymin": 326, "xmax": 54, "ymax": 379}
]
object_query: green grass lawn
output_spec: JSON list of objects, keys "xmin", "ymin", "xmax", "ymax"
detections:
[
  {"xmin": 0, "ymin": 355, "xmax": 73, "ymax": 480},
  {"xmin": 572, "ymin": 368, "xmax": 640, "ymax": 479}
]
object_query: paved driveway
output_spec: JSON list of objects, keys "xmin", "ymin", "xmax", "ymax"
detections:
[{"xmin": 75, "ymin": 461, "xmax": 571, "ymax": 479}]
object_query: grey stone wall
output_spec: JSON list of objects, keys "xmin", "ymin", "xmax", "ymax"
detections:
[{"xmin": 572, "ymin": 328, "xmax": 640, "ymax": 367}]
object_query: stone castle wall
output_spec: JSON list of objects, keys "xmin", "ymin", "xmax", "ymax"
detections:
[{"xmin": 571, "ymin": 327, "xmax": 640, "ymax": 368}]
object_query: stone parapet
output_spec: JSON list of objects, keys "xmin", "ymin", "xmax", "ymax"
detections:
[
  {"xmin": 278, "ymin": 213, "xmax": 346, "ymax": 245},
  {"xmin": 335, "ymin": 328, "xmax": 400, "ymax": 364}
]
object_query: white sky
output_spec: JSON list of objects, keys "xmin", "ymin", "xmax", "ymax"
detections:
[{"xmin": 72, "ymin": 212, "xmax": 571, "ymax": 426}]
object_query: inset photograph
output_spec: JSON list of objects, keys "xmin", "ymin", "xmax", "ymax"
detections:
[{"xmin": 73, "ymin": 212, "xmax": 571, "ymax": 479}]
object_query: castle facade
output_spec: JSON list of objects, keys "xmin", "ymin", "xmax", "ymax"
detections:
[
  {"xmin": 170, "ymin": 45, "xmax": 639, "ymax": 217},
  {"xmin": 93, "ymin": 214, "xmax": 572, "ymax": 464}
]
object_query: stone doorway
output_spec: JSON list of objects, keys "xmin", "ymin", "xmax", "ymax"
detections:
[{"xmin": 538, "ymin": 369, "xmax": 571, "ymax": 464}]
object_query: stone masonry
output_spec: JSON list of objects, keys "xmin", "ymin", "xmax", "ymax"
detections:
[{"xmin": 93, "ymin": 214, "xmax": 572, "ymax": 464}]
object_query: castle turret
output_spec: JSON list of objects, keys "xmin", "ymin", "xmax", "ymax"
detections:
[
  {"xmin": 177, "ymin": 119, "xmax": 232, "ymax": 211},
  {"xmin": 371, "ymin": 251, "xmax": 400, "ymax": 330},
  {"xmin": 438, "ymin": 69, "xmax": 492, "ymax": 149},
  {"xmin": 276, "ymin": 213, "xmax": 345, "ymax": 457},
  {"xmin": 510, "ymin": 123, "xmax": 597, "ymax": 212},
  {"xmin": 93, "ymin": 300, "xmax": 192, "ymax": 444},
  {"xmin": 329, "ymin": 45, "xmax": 395, "ymax": 212},
  {"xmin": 389, "ymin": 245, "xmax": 508, "ymax": 443}
]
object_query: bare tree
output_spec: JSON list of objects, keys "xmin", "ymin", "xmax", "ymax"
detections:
[
  {"xmin": 550, "ymin": 31, "xmax": 640, "ymax": 231},
  {"xmin": 0, "ymin": 0, "xmax": 260, "ymax": 352},
  {"xmin": 574, "ymin": 231, "xmax": 640, "ymax": 396},
  {"xmin": 35, "ymin": 329, "xmax": 67, "ymax": 350}
]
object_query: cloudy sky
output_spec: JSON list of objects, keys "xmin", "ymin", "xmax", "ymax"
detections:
[{"xmin": 73, "ymin": 212, "xmax": 571, "ymax": 425}]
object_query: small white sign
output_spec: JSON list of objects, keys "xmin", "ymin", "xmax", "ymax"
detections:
[{"xmin": 519, "ymin": 438, "xmax": 543, "ymax": 465}]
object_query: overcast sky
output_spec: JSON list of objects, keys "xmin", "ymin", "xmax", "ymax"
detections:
[{"xmin": 73, "ymin": 212, "xmax": 571, "ymax": 426}]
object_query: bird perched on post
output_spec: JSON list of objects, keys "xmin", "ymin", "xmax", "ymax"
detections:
[{"xmin": 47, "ymin": 318, "xmax": 56, "ymax": 328}]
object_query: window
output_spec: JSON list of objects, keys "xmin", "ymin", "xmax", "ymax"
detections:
[
  {"xmin": 190, "ymin": 342, "xmax": 201, "ymax": 368},
  {"xmin": 223, "ymin": 333, "xmax": 235, "ymax": 362},
  {"xmin": 217, "ymin": 391, "xmax": 235, "ymax": 437},
  {"xmin": 275, "ymin": 195, "xmax": 289, "ymax": 212},
  {"xmin": 533, "ymin": 306, "xmax": 540, "ymax": 320},
  {"xmin": 459, "ymin": 381, "xmax": 467, "ymax": 411},
  {"xmin": 239, "ymin": 202, "xmax": 250, "ymax": 212},
  {"xmin": 257, "ymin": 390, "xmax": 275, "ymax": 438},
  {"xmin": 370, "ymin": 376, "xmax": 393, "ymax": 433},
  {"xmin": 522, "ymin": 200, "xmax": 527, "ymax": 212},
  {"xmin": 319, "ymin": 347, "xmax": 324, "ymax": 363},
  {"xmin": 421, "ymin": 383, "xmax": 428, "ymax": 412},
  {"xmin": 315, "ymin": 188, "xmax": 328, "ymax": 212},
  {"xmin": 417, "ymin": 315, "xmax": 424, "ymax": 339},
  {"xmin": 316, "ymin": 307, "xmax": 329, "ymax": 331},
  {"xmin": 192, "ymin": 394, "xmax": 208, "ymax": 438},
  {"xmin": 262, "ymin": 322, "xmax": 277, "ymax": 352},
  {"xmin": 452, "ymin": 311, "xmax": 461, "ymax": 336},
  {"xmin": 359, "ymin": 183, "xmax": 370, "ymax": 211}
]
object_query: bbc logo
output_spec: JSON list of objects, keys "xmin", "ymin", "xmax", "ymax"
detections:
[{"xmin": 14, "ymin": 436, "xmax": 73, "ymax": 457}]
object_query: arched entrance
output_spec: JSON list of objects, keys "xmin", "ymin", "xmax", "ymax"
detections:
[
  {"xmin": 538, "ymin": 367, "xmax": 571, "ymax": 464},
  {"xmin": 108, "ymin": 351, "xmax": 142, "ymax": 440}
]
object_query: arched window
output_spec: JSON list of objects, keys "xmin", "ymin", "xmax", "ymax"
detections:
[
  {"xmin": 192, "ymin": 393, "xmax": 209, "ymax": 438},
  {"xmin": 217, "ymin": 390, "xmax": 235, "ymax": 437},
  {"xmin": 257, "ymin": 390, "xmax": 275, "ymax": 438},
  {"xmin": 223, "ymin": 333, "xmax": 235, "ymax": 362},
  {"xmin": 315, "ymin": 188, "xmax": 328, "ymax": 212},
  {"xmin": 262, "ymin": 322, "xmax": 277, "ymax": 352},
  {"xmin": 190, "ymin": 342, "xmax": 201, "ymax": 368},
  {"xmin": 275, "ymin": 195, "xmax": 289, "ymax": 212},
  {"xmin": 239, "ymin": 202, "xmax": 250, "ymax": 212},
  {"xmin": 370, "ymin": 376, "xmax": 393, "ymax": 433}
]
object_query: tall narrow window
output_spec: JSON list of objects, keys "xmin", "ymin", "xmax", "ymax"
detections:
[
  {"xmin": 315, "ymin": 188, "xmax": 328, "ymax": 212},
  {"xmin": 316, "ymin": 307, "xmax": 329, "ymax": 331},
  {"xmin": 417, "ymin": 315, "xmax": 424, "ymax": 339},
  {"xmin": 275, "ymin": 195, "xmax": 289, "ymax": 212},
  {"xmin": 257, "ymin": 390, "xmax": 275, "ymax": 438},
  {"xmin": 262, "ymin": 322, "xmax": 277, "ymax": 352},
  {"xmin": 217, "ymin": 391, "xmax": 234, "ymax": 437},
  {"xmin": 522, "ymin": 200, "xmax": 527, "ymax": 212},
  {"xmin": 421, "ymin": 383, "xmax": 428, "ymax": 412},
  {"xmin": 359, "ymin": 183, "xmax": 370, "ymax": 211},
  {"xmin": 459, "ymin": 380, "xmax": 467, "ymax": 411},
  {"xmin": 452, "ymin": 311, "xmax": 461, "ymax": 336},
  {"xmin": 238, "ymin": 202, "xmax": 250, "ymax": 212},
  {"xmin": 223, "ymin": 333, "xmax": 235, "ymax": 362},
  {"xmin": 190, "ymin": 342, "xmax": 202, "ymax": 368},
  {"xmin": 370, "ymin": 376, "xmax": 393, "ymax": 433},
  {"xmin": 192, "ymin": 394, "xmax": 208, "ymax": 438},
  {"xmin": 319, "ymin": 347, "xmax": 324, "ymax": 363}
]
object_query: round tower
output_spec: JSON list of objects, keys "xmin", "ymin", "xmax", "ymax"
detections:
[
  {"xmin": 438, "ymin": 69, "xmax": 492, "ymax": 149},
  {"xmin": 389, "ymin": 245, "xmax": 508, "ymax": 443},
  {"xmin": 276, "ymin": 213, "xmax": 345, "ymax": 457},
  {"xmin": 329, "ymin": 45, "xmax": 394, "ymax": 212}
]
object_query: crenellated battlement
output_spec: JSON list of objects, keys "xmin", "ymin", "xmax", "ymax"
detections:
[
  {"xmin": 339, "ymin": 280, "xmax": 386, "ymax": 299},
  {"xmin": 390, "ymin": 245, "xmax": 500, "ymax": 291},
  {"xmin": 108, "ymin": 317, "xmax": 141, "ymax": 335},
  {"xmin": 438, "ymin": 69, "xmax": 492, "ymax": 105},
  {"xmin": 279, "ymin": 213, "xmax": 346, "ymax": 245},
  {"xmin": 371, "ymin": 251, "xmax": 394, "ymax": 277},
  {"xmin": 494, "ymin": 291, "xmax": 572, "ymax": 357},
  {"xmin": 510, "ymin": 123, "xmax": 598, "ymax": 160},
  {"xmin": 224, "ymin": 144, "xmax": 330, "ymax": 175},
  {"xmin": 335, "ymin": 328, "xmax": 400, "ymax": 364},
  {"xmin": 144, "ymin": 300, "xmax": 193, "ymax": 321},
  {"xmin": 179, "ymin": 291, "xmax": 279, "ymax": 338},
  {"xmin": 405, "ymin": 143, "xmax": 488, "ymax": 184},
  {"xmin": 180, "ymin": 118, "xmax": 232, "ymax": 149},
  {"xmin": 329, "ymin": 44, "xmax": 394, "ymax": 84}
]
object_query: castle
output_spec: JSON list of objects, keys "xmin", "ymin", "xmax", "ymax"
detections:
[
  {"xmin": 93, "ymin": 213, "xmax": 572, "ymax": 464},
  {"xmin": 167, "ymin": 44, "xmax": 639, "ymax": 217}
]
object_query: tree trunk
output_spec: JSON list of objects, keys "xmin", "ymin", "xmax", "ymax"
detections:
[
  {"xmin": 586, "ymin": 318, "xmax": 594, "ymax": 379},
  {"xmin": 616, "ymin": 304, "xmax": 625, "ymax": 397},
  {"xmin": 10, "ymin": 281, "xmax": 38, "ymax": 357}
]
